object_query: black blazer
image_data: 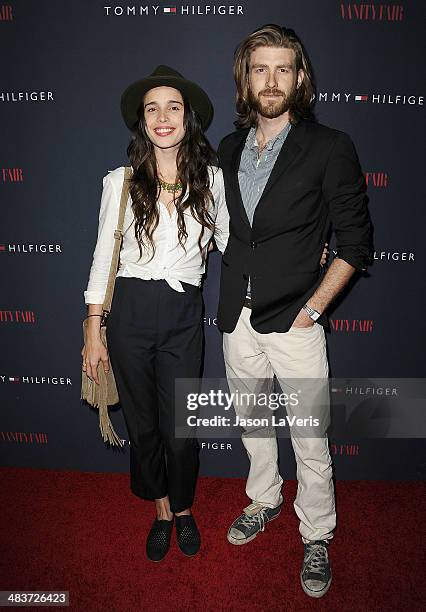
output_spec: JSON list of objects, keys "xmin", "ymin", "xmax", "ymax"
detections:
[{"xmin": 217, "ymin": 118, "xmax": 374, "ymax": 334}]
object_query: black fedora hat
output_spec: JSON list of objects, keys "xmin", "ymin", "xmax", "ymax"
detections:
[{"xmin": 120, "ymin": 65, "xmax": 213, "ymax": 131}]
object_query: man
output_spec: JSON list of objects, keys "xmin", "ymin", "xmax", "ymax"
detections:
[{"xmin": 217, "ymin": 24, "xmax": 374, "ymax": 598}]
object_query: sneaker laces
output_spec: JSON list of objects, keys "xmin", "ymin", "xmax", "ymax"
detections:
[
  {"xmin": 304, "ymin": 542, "xmax": 329, "ymax": 576},
  {"xmin": 239, "ymin": 507, "xmax": 269, "ymax": 532}
]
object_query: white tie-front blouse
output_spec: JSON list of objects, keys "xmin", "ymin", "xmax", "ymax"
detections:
[{"xmin": 84, "ymin": 165, "xmax": 229, "ymax": 304}]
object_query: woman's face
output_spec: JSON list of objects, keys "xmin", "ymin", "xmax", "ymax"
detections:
[{"xmin": 143, "ymin": 86, "xmax": 185, "ymax": 150}]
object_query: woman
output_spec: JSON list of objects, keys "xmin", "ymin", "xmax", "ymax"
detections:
[{"xmin": 82, "ymin": 66, "xmax": 229, "ymax": 562}]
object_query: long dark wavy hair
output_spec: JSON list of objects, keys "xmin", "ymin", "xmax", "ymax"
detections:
[
  {"xmin": 233, "ymin": 24, "xmax": 316, "ymax": 128},
  {"xmin": 127, "ymin": 94, "xmax": 217, "ymax": 262}
]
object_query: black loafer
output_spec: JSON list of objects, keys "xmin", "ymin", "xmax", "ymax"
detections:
[
  {"xmin": 146, "ymin": 517, "xmax": 174, "ymax": 562},
  {"xmin": 175, "ymin": 514, "xmax": 201, "ymax": 556}
]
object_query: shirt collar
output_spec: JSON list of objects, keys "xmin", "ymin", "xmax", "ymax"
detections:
[{"xmin": 246, "ymin": 121, "xmax": 292, "ymax": 152}]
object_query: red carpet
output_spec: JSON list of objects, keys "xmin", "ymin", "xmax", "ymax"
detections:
[{"xmin": 0, "ymin": 468, "xmax": 424, "ymax": 611}]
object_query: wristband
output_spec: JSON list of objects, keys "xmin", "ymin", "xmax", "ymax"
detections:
[{"xmin": 302, "ymin": 304, "xmax": 321, "ymax": 321}]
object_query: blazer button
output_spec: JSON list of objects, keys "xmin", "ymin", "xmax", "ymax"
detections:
[{"xmin": 251, "ymin": 241, "xmax": 257, "ymax": 249}]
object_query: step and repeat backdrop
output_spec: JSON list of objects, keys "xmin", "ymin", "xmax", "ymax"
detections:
[{"xmin": 1, "ymin": 1, "xmax": 425, "ymax": 480}]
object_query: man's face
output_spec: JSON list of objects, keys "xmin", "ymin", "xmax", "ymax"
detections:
[{"xmin": 248, "ymin": 46, "xmax": 303, "ymax": 119}]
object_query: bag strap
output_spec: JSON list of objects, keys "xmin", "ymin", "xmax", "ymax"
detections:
[{"xmin": 101, "ymin": 166, "xmax": 132, "ymax": 323}]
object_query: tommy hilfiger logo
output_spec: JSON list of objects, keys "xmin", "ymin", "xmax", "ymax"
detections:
[
  {"xmin": 373, "ymin": 251, "xmax": 414, "ymax": 262},
  {"xmin": 332, "ymin": 249, "xmax": 415, "ymax": 262},
  {"xmin": 0, "ymin": 244, "xmax": 62, "ymax": 253},
  {"xmin": 332, "ymin": 385, "xmax": 398, "ymax": 396},
  {"xmin": 200, "ymin": 442, "xmax": 233, "ymax": 451},
  {"xmin": 0, "ymin": 91, "xmax": 54, "ymax": 102},
  {"xmin": 0, "ymin": 375, "xmax": 72, "ymax": 385},
  {"xmin": 315, "ymin": 92, "xmax": 423, "ymax": 105},
  {"xmin": 103, "ymin": 4, "xmax": 244, "ymax": 16},
  {"xmin": 204, "ymin": 316, "xmax": 218, "ymax": 326}
]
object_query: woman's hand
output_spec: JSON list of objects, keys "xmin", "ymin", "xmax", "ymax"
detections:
[
  {"xmin": 81, "ymin": 335, "xmax": 110, "ymax": 386},
  {"xmin": 320, "ymin": 243, "xmax": 329, "ymax": 267}
]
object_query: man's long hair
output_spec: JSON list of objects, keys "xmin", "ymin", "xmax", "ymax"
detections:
[
  {"xmin": 127, "ymin": 95, "xmax": 216, "ymax": 262},
  {"xmin": 233, "ymin": 24, "xmax": 316, "ymax": 128}
]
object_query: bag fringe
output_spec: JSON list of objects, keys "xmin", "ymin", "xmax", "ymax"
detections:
[{"xmin": 81, "ymin": 167, "xmax": 131, "ymax": 447}]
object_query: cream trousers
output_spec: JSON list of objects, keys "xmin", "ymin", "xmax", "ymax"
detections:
[{"xmin": 223, "ymin": 307, "xmax": 336, "ymax": 543}]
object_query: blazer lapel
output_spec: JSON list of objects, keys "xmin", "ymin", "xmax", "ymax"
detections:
[
  {"xmin": 258, "ymin": 120, "xmax": 305, "ymax": 202},
  {"xmin": 229, "ymin": 129, "xmax": 251, "ymax": 229}
]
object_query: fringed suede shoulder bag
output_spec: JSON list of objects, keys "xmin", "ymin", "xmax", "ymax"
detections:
[{"xmin": 81, "ymin": 166, "xmax": 132, "ymax": 446}]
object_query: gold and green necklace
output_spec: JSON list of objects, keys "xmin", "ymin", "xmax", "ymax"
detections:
[{"xmin": 158, "ymin": 177, "xmax": 183, "ymax": 193}]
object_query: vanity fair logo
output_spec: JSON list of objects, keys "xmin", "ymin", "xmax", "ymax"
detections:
[
  {"xmin": 0, "ymin": 243, "xmax": 62, "ymax": 254},
  {"xmin": 0, "ymin": 91, "xmax": 54, "ymax": 102},
  {"xmin": 103, "ymin": 4, "xmax": 244, "ymax": 16},
  {"xmin": 1, "ymin": 431, "xmax": 48, "ymax": 444},
  {"xmin": 330, "ymin": 319, "xmax": 374, "ymax": 332},
  {"xmin": 331, "ymin": 443, "xmax": 360, "ymax": 456},
  {"xmin": 0, "ymin": 5, "xmax": 13, "ymax": 21},
  {"xmin": 315, "ymin": 92, "xmax": 423, "ymax": 106},
  {"xmin": 340, "ymin": 3, "xmax": 404, "ymax": 21},
  {"xmin": 1, "ymin": 168, "xmax": 24, "ymax": 182},
  {"xmin": 0, "ymin": 310, "xmax": 36, "ymax": 323},
  {"xmin": 365, "ymin": 171, "xmax": 388, "ymax": 188},
  {"xmin": 0, "ymin": 375, "xmax": 72, "ymax": 385}
]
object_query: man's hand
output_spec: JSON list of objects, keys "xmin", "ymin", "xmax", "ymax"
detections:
[{"xmin": 292, "ymin": 307, "xmax": 315, "ymax": 328}]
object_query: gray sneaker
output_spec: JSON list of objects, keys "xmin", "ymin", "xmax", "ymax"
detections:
[
  {"xmin": 300, "ymin": 540, "xmax": 332, "ymax": 598},
  {"xmin": 227, "ymin": 502, "xmax": 281, "ymax": 545}
]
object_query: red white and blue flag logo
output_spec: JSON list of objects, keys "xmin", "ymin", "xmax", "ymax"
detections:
[
  {"xmin": 355, "ymin": 95, "xmax": 368, "ymax": 102},
  {"xmin": 163, "ymin": 6, "xmax": 177, "ymax": 13}
]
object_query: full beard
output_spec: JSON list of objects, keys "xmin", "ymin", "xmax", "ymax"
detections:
[{"xmin": 248, "ymin": 84, "xmax": 298, "ymax": 119}]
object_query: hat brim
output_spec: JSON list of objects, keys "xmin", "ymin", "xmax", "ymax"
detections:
[{"xmin": 120, "ymin": 75, "xmax": 213, "ymax": 131}]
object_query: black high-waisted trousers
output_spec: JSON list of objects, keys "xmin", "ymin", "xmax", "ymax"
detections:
[{"xmin": 106, "ymin": 277, "xmax": 202, "ymax": 513}]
